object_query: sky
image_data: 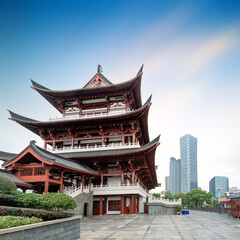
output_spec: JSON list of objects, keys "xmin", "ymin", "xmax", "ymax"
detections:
[{"xmin": 0, "ymin": 0, "xmax": 240, "ymax": 192}]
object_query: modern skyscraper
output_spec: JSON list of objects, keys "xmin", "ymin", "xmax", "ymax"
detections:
[
  {"xmin": 180, "ymin": 134, "xmax": 198, "ymax": 193},
  {"xmin": 165, "ymin": 176, "xmax": 170, "ymax": 192},
  {"xmin": 169, "ymin": 157, "xmax": 181, "ymax": 195},
  {"xmin": 209, "ymin": 176, "xmax": 229, "ymax": 197}
]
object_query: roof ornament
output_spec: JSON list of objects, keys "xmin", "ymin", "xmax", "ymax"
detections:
[
  {"xmin": 30, "ymin": 140, "xmax": 36, "ymax": 145},
  {"xmin": 97, "ymin": 64, "xmax": 103, "ymax": 74},
  {"xmin": 137, "ymin": 64, "xmax": 144, "ymax": 76}
]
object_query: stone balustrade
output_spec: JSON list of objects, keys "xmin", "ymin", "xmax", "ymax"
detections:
[
  {"xmin": 63, "ymin": 183, "xmax": 148, "ymax": 198},
  {"xmin": 48, "ymin": 142, "xmax": 140, "ymax": 153},
  {"xmin": 148, "ymin": 196, "xmax": 182, "ymax": 205}
]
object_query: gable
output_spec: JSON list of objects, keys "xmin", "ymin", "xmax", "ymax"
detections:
[
  {"xmin": 3, "ymin": 148, "xmax": 52, "ymax": 168},
  {"xmin": 83, "ymin": 73, "xmax": 111, "ymax": 88}
]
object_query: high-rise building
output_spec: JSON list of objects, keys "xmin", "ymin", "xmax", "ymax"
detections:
[
  {"xmin": 209, "ymin": 176, "xmax": 229, "ymax": 197},
  {"xmin": 165, "ymin": 176, "xmax": 170, "ymax": 192},
  {"xmin": 180, "ymin": 134, "xmax": 198, "ymax": 193},
  {"xmin": 169, "ymin": 157, "xmax": 181, "ymax": 195}
]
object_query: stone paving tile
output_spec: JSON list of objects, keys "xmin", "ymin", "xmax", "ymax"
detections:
[{"xmin": 78, "ymin": 211, "xmax": 240, "ymax": 239}]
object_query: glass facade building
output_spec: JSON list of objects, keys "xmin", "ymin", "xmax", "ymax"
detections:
[
  {"xmin": 209, "ymin": 176, "xmax": 229, "ymax": 197},
  {"xmin": 180, "ymin": 134, "xmax": 198, "ymax": 193},
  {"xmin": 169, "ymin": 157, "xmax": 181, "ymax": 195},
  {"xmin": 165, "ymin": 176, "xmax": 170, "ymax": 192}
]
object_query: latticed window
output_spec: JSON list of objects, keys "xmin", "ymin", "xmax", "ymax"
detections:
[
  {"xmin": 20, "ymin": 168, "xmax": 33, "ymax": 176},
  {"xmin": 34, "ymin": 167, "xmax": 45, "ymax": 175},
  {"xmin": 108, "ymin": 200, "xmax": 121, "ymax": 211}
]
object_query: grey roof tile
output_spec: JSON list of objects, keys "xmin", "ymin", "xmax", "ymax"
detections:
[
  {"xmin": 0, "ymin": 169, "xmax": 32, "ymax": 186},
  {"xmin": 0, "ymin": 151, "xmax": 17, "ymax": 161}
]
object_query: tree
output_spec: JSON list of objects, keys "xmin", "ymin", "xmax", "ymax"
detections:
[
  {"xmin": 164, "ymin": 191, "xmax": 172, "ymax": 199},
  {"xmin": 152, "ymin": 193, "xmax": 160, "ymax": 197},
  {"xmin": 184, "ymin": 189, "xmax": 212, "ymax": 207},
  {"xmin": 173, "ymin": 192, "xmax": 186, "ymax": 206}
]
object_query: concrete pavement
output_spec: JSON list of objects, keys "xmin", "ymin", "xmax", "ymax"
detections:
[{"xmin": 78, "ymin": 210, "xmax": 240, "ymax": 239}]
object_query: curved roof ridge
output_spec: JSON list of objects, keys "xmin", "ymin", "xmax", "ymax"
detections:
[
  {"xmin": 31, "ymin": 70, "xmax": 141, "ymax": 93},
  {"xmin": 143, "ymin": 94, "xmax": 152, "ymax": 107},
  {"xmin": 136, "ymin": 64, "xmax": 144, "ymax": 76},
  {"xmin": 30, "ymin": 79, "xmax": 50, "ymax": 91},
  {"xmin": 8, "ymin": 110, "xmax": 39, "ymax": 123},
  {"xmin": 0, "ymin": 151, "xmax": 18, "ymax": 161}
]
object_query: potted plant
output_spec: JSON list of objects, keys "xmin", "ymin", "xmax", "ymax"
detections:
[{"xmin": 175, "ymin": 205, "xmax": 182, "ymax": 215}]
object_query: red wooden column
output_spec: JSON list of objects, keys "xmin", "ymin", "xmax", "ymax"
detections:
[
  {"xmin": 134, "ymin": 196, "xmax": 137, "ymax": 213},
  {"xmin": 59, "ymin": 171, "xmax": 64, "ymax": 193},
  {"xmin": 44, "ymin": 141, "xmax": 47, "ymax": 150},
  {"xmin": 131, "ymin": 195, "xmax": 135, "ymax": 214},
  {"xmin": 120, "ymin": 123, "xmax": 124, "ymax": 144},
  {"xmin": 100, "ymin": 196, "xmax": 103, "ymax": 215},
  {"xmin": 44, "ymin": 168, "xmax": 49, "ymax": 193},
  {"xmin": 53, "ymin": 140, "xmax": 56, "ymax": 151},
  {"xmin": 100, "ymin": 171, "xmax": 103, "ymax": 185},
  {"xmin": 71, "ymin": 137, "xmax": 74, "ymax": 149},
  {"xmin": 81, "ymin": 175, "xmax": 85, "ymax": 192},
  {"xmin": 131, "ymin": 172, "xmax": 135, "ymax": 185},
  {"xmin": 99, "ymin": 126, "xmax": 105, "ymax": 146},
  {"xmin": 131, "ymin": 122, "xmax": 136, "ymax": 143},
  {"xmin": 120, "ymin": 196, "xmax": 124, "ymax": 214},
  {"xmin": 121, "ymin": 171, "xmax": 124, "ymax": 185},
  {"xmin": 137, "ymin": 196, "xmax": 139, "ymax": 213}
]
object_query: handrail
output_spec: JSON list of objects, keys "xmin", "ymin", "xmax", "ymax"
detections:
[
  {"xmin": 49, "ymin": 109, "xmax": 132, "ymax": 121},
  {"xmin": 63, "ymin": 182, "xmax": 148, "ymax": 197},
  {"xmin": 48, "ymin": 142, "xmax": 140, "ymax": 152},
  {"xmin": 148, "ymin": 196, "xmax": 182, "ymax": 204}
]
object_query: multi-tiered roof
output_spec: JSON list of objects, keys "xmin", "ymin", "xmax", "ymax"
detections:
[{"xmin": 5, "ymin": 65, "xmax": 160, "ymax": 190}]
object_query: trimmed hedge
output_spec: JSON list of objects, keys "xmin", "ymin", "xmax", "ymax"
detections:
[
  {"xmin": 0, "ymin": 175, "xmax": 17, "ymax": 192},
  {"xmin": 1, "ymin": 191, "xmax": 77, "ymax": 211},
  {"xmin": 0, "ymin": 216, "xmax": 42, "ymax": 229},
  {"xmin": 0, "ymin": 206, "xmax": 73, "ymax": 221},
  {"xmin": 0, "ymin": 194, "xmax": 15, "ymax": 206}
]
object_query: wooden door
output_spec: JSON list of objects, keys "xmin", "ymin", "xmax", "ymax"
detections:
[{"xmin": 93, "ymin": 201, "xmax": 100, "ymax": 215}]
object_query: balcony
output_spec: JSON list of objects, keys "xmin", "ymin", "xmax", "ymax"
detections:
[
  {"xmin": 49, "ymin": 110, "xmax": 130, "ymax": 122},
  {"xmin": 63, "ymin": 183, "xmax": 148, "ymax": 198},
  {"xmin": 48, "ymin": 142, "xmax": 140, "ymax": 153},
  {"xmin": 92, "ymin": 183, "xmax": 148, "ymax": 197}
]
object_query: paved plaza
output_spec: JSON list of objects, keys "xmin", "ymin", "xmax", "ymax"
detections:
[{"xmin": 79, "ymin": 210, "xmax": 240, "ymax": 239}]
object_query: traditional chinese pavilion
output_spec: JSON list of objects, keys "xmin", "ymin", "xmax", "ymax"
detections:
[{"xmin": 1, "ymin": 65, "xmax": 160, "ymax": 216}]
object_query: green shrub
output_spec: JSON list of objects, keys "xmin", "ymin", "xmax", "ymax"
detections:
[
  {"xmin": 0, "ymin": 175, "xmax": 17, "ymax": 192},
  {"xmin": 175, "ymin": 205, "xmax": 182, "ymax": 211},
  {"xmin": 0, "ymin": 216, "xmax": 42, "ymax": 229},
  {"xmin": 40, "ymin": 193, "xmax": 77, "ymax": 211},
  {"xmin": 0, "ymin": 206, "xmax": 73, "ymax": 221},
  {"xmin": 6, "ymin": 191, "xmax": 77, "ymax": 211},
  {"xmin": 0, "ymin": 194, "xmax": 15, "ymax": 206}
]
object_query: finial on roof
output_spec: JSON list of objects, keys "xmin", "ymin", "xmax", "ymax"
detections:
[
  {"xmin": 30, "ymin": 140, "xmax": 36, "ymax": 145},
  {"xmin": 97, "ymin": 64, "xmax": 103, "ymax": 74}
]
